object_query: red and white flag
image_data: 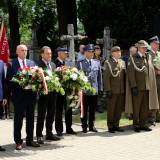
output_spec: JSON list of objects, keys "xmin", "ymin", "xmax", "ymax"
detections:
[{"xmin": 0, "ymin": 20, "xmax": 9, "ymax": 64}]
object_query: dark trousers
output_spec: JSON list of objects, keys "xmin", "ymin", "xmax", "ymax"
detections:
[
  {"xmin": 36, "ymin": 93, "xmax": 56, "ymax": 137},
  {"xmin": 0, "ymin": 101, "xmax": 4, "ymax": 117},
  {"xmin": 55, "ymin": 94, "xmax": 72, "ymax": 133},
  {"xmin": 107, "ymin": 94, "xmax": 124, "ymax": 129},
  {"xmin": 81, "ymin": 95, "xmax": 97, "ymax": 129},
  {"xmin": 133, "ymin": 91, "xmax": 149, "ymax": 128},
  {"xmin": 12, "ymin": 91, "xmax": 36, "ymax": 144}
]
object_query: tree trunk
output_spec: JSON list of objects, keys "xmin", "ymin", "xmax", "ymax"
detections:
[
  {"xmin": 56, "ymin": 0, "xmax": 77, "ymax": 36},
  {"xmin": 7, "ymin": 0, "xmax": 20, "ymax": 58}
]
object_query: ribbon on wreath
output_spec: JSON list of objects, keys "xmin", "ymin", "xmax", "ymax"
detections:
[{"xmin": 80, "ymin": 91, "xmax": 84, "ymax": 118}]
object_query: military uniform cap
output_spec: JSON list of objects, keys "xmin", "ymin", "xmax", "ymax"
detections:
[
  {"xmin": 135, "ymin": 40, "xmax": 149, "ymax": 48},
  {"xmin": 84, "ymin": 44, "xmax": 95, "ymax": 51},
  {"xmin": 94, "ymin": 45, "xmax": 100, "ymax": 49},
  {"xmin": 149, "ymin": 36, "xmax": 160, "ymax": 44},
  {"xmin": 111, "ymin": 46, "xmax": 121, "ymax": 52},
  {"xmin": 56, "ymin": 47, "xmax": 69, "ymax": 53}
]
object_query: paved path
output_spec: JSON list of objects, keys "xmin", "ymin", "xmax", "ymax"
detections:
[{"xmin": 0, "ymin": 119, "xmax": 160, "ymax": 160}]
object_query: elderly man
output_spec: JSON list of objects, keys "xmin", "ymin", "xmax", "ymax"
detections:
[
  {"xmin": 36, "ymin": 46, "xmax": 60, "ymax": 144},
  {"xmin": 76, "ymin": 44, "xmax": 85, "ymax": 62},
  {"xmin": 127, "ymin": 40, "xmax": 158, "ymax": 132},
  {"xmin": 77, "ymin": 44, "xmax": 103, "ymax": 133},
  {"xmin": 6, "ymin": 44, "xmax": 40, "ymax": 150},
  {"xmin": 54, "ymin": 47, "xmax": 76, "ymax": 136},
  {"xmin": 103, "ymin": 46, "xmax": 125, "ymax": 133}
]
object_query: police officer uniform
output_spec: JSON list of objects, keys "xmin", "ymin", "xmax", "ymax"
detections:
[{"xmin": 77, "ymin": 44, "xmax": 103, "ymax": 133}]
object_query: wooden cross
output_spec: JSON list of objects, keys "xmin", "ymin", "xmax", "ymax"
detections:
[
  {"xmin": 96, "ymin": 26, "xmax": 116, "ymax": 59},
  {"xmin": 60, "ymin": 24, "xmax": 87, "ymax": 65}
]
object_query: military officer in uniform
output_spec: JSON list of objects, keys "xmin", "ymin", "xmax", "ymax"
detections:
[
  {"xmin": 127, "ymin": 40, "xmax": 152, "ymax": 132},
  {"xmin": 54, "ymin": 47, "xmax": 76, "ymax": 136},
  {"xmin": 148, "ymin": 36, "xmax": 160, "ymax": 124},
  {"xmin": 77, "ymin": 44, "xmax": 103, "ymax": 133},
  {"xmin": 103, "ymin": 46, "xmax": 125, "ymax": 133}
]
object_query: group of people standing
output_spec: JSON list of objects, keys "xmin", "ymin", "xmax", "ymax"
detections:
[{"xmin": 0, "ymin": 35, "xmax": 160, "ymax": 151}]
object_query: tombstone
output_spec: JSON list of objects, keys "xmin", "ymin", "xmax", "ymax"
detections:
[
  {"xmin": 96, "ymin": 26, "xmax": 116, "ymax": 59},
  {"xmin": 28, "ymin": 27, "xmax": 40, "ymax": 63},
  {"xmin": 60, "ymin": 24, "xmax": 87, "ymax": 66}
]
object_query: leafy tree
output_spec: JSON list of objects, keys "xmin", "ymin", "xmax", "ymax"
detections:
[
  {"xmin": 56, "ymin": 0, "xmax": 77, "ymax": 35},
  {"xmin": 34, "ymin": 0, "xmax": 59, "ymax": 50},
  {"xmin": 78, "ymin": 0, "xmax": 160, "ymax": 49}
]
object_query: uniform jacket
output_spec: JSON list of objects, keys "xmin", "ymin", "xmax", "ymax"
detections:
[
  {"xmin": 103, "ymin": 57, "xmax": 125, "ymax": 94},
  {"xmin": 77, "ymin": 58, "xmax": 103, "ymax": 95},
  {"xmin": 127, "ymin": 53, "xmax": 149, "ymax": 91},
  {"xmin": 54, "ymin": 58, "xmax": 65, "ymax": 68}
]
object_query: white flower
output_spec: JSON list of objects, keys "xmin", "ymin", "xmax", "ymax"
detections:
[
  {"xmin": 70, "ymin": 73, "xmax": 78, "ymax": 81},
  {"xmin": 45, "ymin": 76, "xmax": 51, "ymax": 81},
  {"xmin": 22, "ymin": 70, "xmax": 27, "ymax": 74},
  {"xmin": 83, "ymin": 76, "xmax": 88, "ymax": 82},
  {"xmin": 71, "ymin": 67, "xmax": 78, "ymax": 73},
  {"xmin": 24, "ymin": 85, "xmax": 32, "ymax": 89},
  {"xmin": 55, "ymin": 77, "xmax": 59, "ymax": 81}
]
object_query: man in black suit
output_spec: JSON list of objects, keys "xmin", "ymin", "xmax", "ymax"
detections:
[
  {"xmin": 54, "ymin": 47, "xmax": 76, "ymax": 136},
  {"xmin": 36, "ymin": 46, "xmax": 60, "ymax": 144},
  {"xmin": 6, "ymin": 44, "xmax": 40, "ymax": 150}
]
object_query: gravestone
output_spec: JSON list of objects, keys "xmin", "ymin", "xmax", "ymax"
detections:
[
  {"xmin": 28, "ymin": 27, "xmax": 40, "ymax": 63},
  {"xmin": 60, "ymin": 24, "xmax": 87, "ymax": 66},
  {"xmin": 96, "ymin": 26, "xmax": 116, "ymax": 60}
]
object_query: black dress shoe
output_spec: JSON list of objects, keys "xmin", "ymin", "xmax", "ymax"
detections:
[
  {"xmin": 140, "ymin": 127, "xmax": 152, "ymax": 131},
  {"xmin": 57, "ymin": 132, "xmax": 63, "ymax": 137},
  {"xmin": 0, "ymin": 146, "xmax": 6, "ymax": 151},
  {"xmin": 46, "ymin": 134, "xmax": 61, "ymax": 141},
  {"xmin": 82, "ymin": 128, "xmax": 87, "ymax": 133},
  {"xmin": 37, "ymin": 137, "xmax": 44, "ymax": 144},
  {"xmin": 66, "ymin": 128, "xmax": 77, "ymax": 135},
  {"xmin": 114, "ymin": 127, "xmax": 124, "ymax": 132},
  {"xmin": 26, "ymin": 141, "xmax": 40, "ymax": 147},
  {"xmin": 134, "ymin": 127, "xmax": 141, "ymax": 132},
  {"xmin": 108, "ymin": 128, "xmax": 115, "ymax": 133},
  {"xmin": 89, "ymin": 127, "xmax": 98, "ymax": 132}
]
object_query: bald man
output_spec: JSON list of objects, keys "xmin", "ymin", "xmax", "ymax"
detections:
[{"xmin": 6, "ymin": 44, "xmax": 40, "ymax": 150}]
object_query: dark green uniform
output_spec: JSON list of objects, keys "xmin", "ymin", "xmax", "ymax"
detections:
[
  {"xmin": 103, "ymin": 57, "xmax": 125, "ymax": 130},
  {"xmin": 149, "ymin": 50, "xmax": 160, "ymax": 122},
  {"xmin": 127, "ymin": 52, "xmax": 149, "ymax": 128}
]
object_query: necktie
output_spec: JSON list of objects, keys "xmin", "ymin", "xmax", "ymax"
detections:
[
  {"xmin": 89, "ymin": 60, "xmax": 91, "ymax": 66},
  {"xmin": 22, "ymin": 60, "xmax": 26, "ymax": 68},
  {"xmin": 47, "ymin": 62, "xmax": 51, "ymax": 70}
]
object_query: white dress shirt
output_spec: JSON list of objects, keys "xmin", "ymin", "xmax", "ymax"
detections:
[{"xmin": 18, "ymin": 57, "xmax": 27, "ymax": 68}]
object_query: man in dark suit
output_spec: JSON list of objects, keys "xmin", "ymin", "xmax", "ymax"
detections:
[
  {"xmin": 6, "ymin": 44, "xmax": 40, "ymax": 150},
  {"xmin": 36, "ymin": 46, "xmax": 60, "ymax": 144},
  {"xmin": 54, "ymin": 47, "xmax": 76, "ymax": 136},
  {"xmin": 0, "ymin": 60, "xmax": 7, "ymax": 151}
]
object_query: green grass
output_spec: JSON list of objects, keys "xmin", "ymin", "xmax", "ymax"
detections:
[{"xmin": 73, "ymin": 112, "xmax": 132, "ymax": 129}]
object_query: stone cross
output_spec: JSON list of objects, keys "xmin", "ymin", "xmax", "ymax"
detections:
[
  {"xmin": 96, "ymin": 26, "xmax": 116, "ymax": 59},
  {"xmin": 60, "ymin": 24, "xmax": 87, "ymax": 65}
]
